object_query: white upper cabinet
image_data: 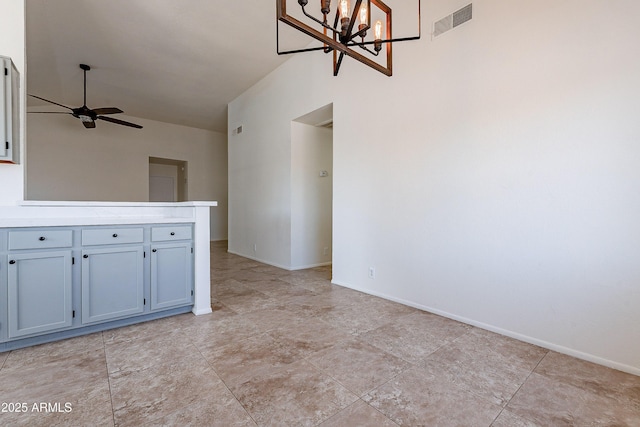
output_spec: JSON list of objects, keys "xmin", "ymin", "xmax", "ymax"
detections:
[{"xmin": 0, "ymin": 55, "xmax": 19, "ymax": 164}]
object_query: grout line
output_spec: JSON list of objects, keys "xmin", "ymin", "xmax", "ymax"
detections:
[
  {"xmin": 489, "ymin": 348, "xmax": 550, "ymax": 426},
  {"xmin": 192, "ymin": 334, "xmax": 260, "ymax": 426},
  {"xmin": 102, "ymin": 331, "xmax": 117, "ymax": 427}
]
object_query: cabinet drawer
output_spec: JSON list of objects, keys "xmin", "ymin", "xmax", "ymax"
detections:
[
  {"xmin": 8, "ymin": 230, "xmax": 73, "ymax": 250},
  {"xmin": 151, "ymin": 226, "xmax": 192, "ymax": 242},
  {"xmin": 82, "ymin": 228, "xmax": 143, "ymax": 246}
]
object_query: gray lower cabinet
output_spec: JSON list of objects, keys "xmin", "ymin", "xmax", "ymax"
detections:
[
  {"xmin": 1, "ymin": 223, "xmax": 193, "ymax": 350},
  {"xmin": 81, "ymin": 246, "xmax": 145, "ymax": 324},
  {"xmin": 7, "ymin": 251, "xmax": 73, "ymax": 338},
  {"xmin": 151, "ymin": 242, "xmax": 192, "ymax": 310}
]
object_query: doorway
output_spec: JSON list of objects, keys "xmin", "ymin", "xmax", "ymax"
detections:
[
  {"xmin": 291, "ymin": 104, "xmax": 333, "ymax": 269},
  {"xmin": 149, "ymin": 157, "xmax": 188, "ymax": 202}
]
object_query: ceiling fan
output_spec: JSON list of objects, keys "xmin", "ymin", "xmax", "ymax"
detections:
[{"xmin": 28, "ymin": 64, "xmax": 143, "ymax": 129}]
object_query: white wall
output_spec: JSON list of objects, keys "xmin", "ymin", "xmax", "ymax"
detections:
[
  {"xmin": 27, "ymin": 113, "xmax": 228, "ymax": 240},
  {"xmin": 229, "ymin": 0, "xmax": 640, "ymax": 374},
  {"xmin": 0, "ymin": 0, "xmax": 25, "ymax": 205},
  {"xmin": 291, "ymin": 122, "xmax": 332, "ymax": 269}
]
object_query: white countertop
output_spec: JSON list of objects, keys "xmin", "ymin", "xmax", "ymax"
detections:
[
  {"xmin": 0, "ymin": 201, "xmax": 217, "ymax": 228},
  {"xmin": 20, "ymin": 201, "xmax": 218, "ymax": 207}
]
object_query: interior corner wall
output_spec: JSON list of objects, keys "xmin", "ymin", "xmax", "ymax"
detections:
[
  {"xmin": 0, "ymin": 0, "xmax": 25, "ymax": 205},
  {"xmin": 291, "ymin": 122, "xmax": 333, "ymax": 269},
  {"xmin": 26, "ymin": 114, "xmax": 228, "ymax": 241},
  {"xmin": 229, "ymin": 0, "xmax": 640, "ymax": 373}
]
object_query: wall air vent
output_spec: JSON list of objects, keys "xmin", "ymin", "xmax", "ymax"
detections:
[{"xmin": 433, "ymin": 3, "xmax": 472, "ymax": 38}]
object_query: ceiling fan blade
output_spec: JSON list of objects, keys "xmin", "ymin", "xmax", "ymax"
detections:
[
  {"xmin": 28, "ymin": 94, "xmax": 73, "ymax": 110},
  {"xmin": 27, "ymin": 111, "xmax": 73, "ymax": 114},
  {"xmin": 92, "ymin": 107, "xmax": 123, "ymax": 115},
  {"xmin": 98, "ymin": 116, "xmax": 143, "ymax": 129},
  {"xmin": 82, "ymin": 120, "xmax": 96, "ymax": 129}
]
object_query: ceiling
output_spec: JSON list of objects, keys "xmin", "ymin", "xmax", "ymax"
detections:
[{"xmin": 26, "ymin": 0, "xmax": 308, "ymax": 133}]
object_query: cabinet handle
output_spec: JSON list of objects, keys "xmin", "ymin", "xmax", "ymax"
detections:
[
  {"xmin": 113, "ymin": 233, "xmax": 118, "ymax": 238},
  {"xmin": 170, "ymin": 232, "xmax": 175, "ymax": 236},
  {"xmin": 39, "ymin": 236, "xmax": 46, "ymax": 241},
  {"xmin": 9, "ymin": 260, "xmax": 16, "ymax": 265},
  {"xmin": 152, "ymin": 249, "xmax": 157, "ymax": 252},
  {"xmin": 83, "ymin": 254, "xmax": 89, "ymax": 259}
]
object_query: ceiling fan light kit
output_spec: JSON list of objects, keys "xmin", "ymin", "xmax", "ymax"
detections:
[
  {"xmin": 277, "ymin": 0, "xmax": 421, "ymax": 76},
  {"xmin": 28, "ymin": 63, "xmax": 143, "ymax": 129}
]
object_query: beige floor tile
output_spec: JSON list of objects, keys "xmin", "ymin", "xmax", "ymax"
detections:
[
  {"xmin": 230, "ymin": 359, "xmax": 358, "ymax": 427},
  {"xmin": 363, "ymin": 366, "xmax": 502, "ymax": 426},
  {"xmin": 267, "ymin": 316, "xmax": 353, "ymax": 357},
  {"xmin": 0, "ymin": 347, "xmax": 108, "ymax": 401},
  {"xmin": 491, "ymin": 409, "xmax": 542, "ymax": 427},
  {"xmin": 209, "ymin": 301, "xmax": 240, "ymax": 320},
  {"xmin": 244, "ymin": 278, "xmax": 314, "ymax": 299},
  {"xmin": 105, "ymin": 331, "xmax": 196, "ymax": 376},
  {"xmin": 507, "ymin": 372, "xmax": 640, "ymax": 426},
  {"xmin": 241, "ymin": 307, "xmax": 310, "ymax": 333},
  {"xmin": 317, "ymin": 301, "xmax": 399, "ymax": 336},
  {"xmin": 0, "ymin": 389, "xmax": 114, "ymax": 427},
  {"xmin": 421, "ymin": 328, "xmax": 547, "ymax": 406},
  {"xmin": 110, "ymin": 351, "xmax": 224, "ymax": 427},
  {"xmin": 306, "ymin": 337, "xmax": 411, "ymax": 396},
  {"xmin": 201, "ymin": 332, "xmax": 301, "ymax": 387},
  {"xmin": 144, "ymin": 379, "xmax": 257, "ymax": 427},
  {"xmin": 0, "ymin": 351, "xmax": 8, "ymax": 369},
  {"xmin": 318, "ymin": 400, "xmax": 399, "ymax": 426},
  {"xmin": 185, "ymin": 312, "xmax": 262, "ymax": 351},
  {"xmin": 102, "ymin": 313, "xmax": 191, "ymax": 345},
  {"xmin": 0, "ymin": 347, "xmax": 114, "ymax": 426},
  {"xmin": 218, "ymin": 288, "xmax": 280, "ymax": 314},
  {"xmin": 360, "ymin": 311, "xmax": 469, "ymax": 363},
  {"xmin": 1, "ymin": 332, "xmax": 104, "ymax": 372},
  {"xmin": 534, "ymin": 351, "xmax": 640, "ymax": 407},
  {"xmin": 274, "ymin": 289, "xmax": 350, "ymax": 318}
]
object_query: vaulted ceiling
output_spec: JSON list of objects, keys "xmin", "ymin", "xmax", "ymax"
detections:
[{"xmin": 26, "ymin": 0, "xmax": 307, "ymax": 133}]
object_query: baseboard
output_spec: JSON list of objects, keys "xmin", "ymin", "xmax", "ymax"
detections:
[
  {"xmin": 226, "ymin": 250, "xmax": 292, "ymax": 270},
  {"xmin": 331, "ymin": 279, "xmax": 640, "ymax": 377},
  {"xmin": 290, "ymin": 261, "xmax": 332, "ymax": 270},
  {"xmin": 226, "ymin": 250, "xmax": 332, "ymax": 271}
]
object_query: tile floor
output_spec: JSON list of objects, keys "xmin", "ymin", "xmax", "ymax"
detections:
[{"xmin": 1, "ymin": 240, "xmax": 639, "ymax": 426}]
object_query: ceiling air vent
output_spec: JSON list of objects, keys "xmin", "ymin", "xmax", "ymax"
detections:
[{"xmin": 433, "ymin": 3, "xmax": 472, "ymax": 38}]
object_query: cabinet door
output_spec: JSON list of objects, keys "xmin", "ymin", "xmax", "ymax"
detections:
[
  {"xmin": 151, "ymin": 242, "xmax": 192, "ymax": 310},
  {"xmin": 81, "ymin": 246, "xmax": 144, "ymax": 324},
  {"xmin": 7, "ymin": 251, "xmax": 73, "ymax": 338}
]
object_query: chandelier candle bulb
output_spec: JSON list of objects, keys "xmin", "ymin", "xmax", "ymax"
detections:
[
  {"xmin": 340, "ymin": 0, "xmax": 351, "ymax": 37},
  {"xmin": 359, "ymin": 3, "xmax": 368, "ymax": 25},
  {"xmin": 374, "ymin": 20, "xmax": 383, "ymax": 52},
  {"xmin": 358, "ymin": 3, "xmax": 368, "ymax": 37},
  {"xmin": 340, "ymin": 0, "xmax": 350, "ymax": 17}
]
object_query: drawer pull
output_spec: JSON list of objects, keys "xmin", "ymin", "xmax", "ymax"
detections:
[
  {"xmin": 152, "ymin": 249, "xmax": 157, "ymax": 253},
  {"xmin": 112, "ymin": 234, "xmax": 118, "ymax": 238},
  {"xmin": 170, "ymin": 232, "xmax": 176, "ymax": 236},
  {"xmin": 9, "ymin": 260, "xmax": 16, "ymax": 265},
  {"xmin": 39, "ymin": 236, "xmax": 46, "ymax": 241},
  {"xmin": 83, "ymin": 254, "xmax": 89, "ymax": 259}
]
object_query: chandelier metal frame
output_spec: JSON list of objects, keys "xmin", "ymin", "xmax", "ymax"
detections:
[{"xmin": 277, "ymin": 0, "xmax": 421, "ymax": 76}]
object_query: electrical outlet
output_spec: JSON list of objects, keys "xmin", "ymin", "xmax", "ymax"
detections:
[
  {"xmin": 323, "ymin": 247, "xmax": 329, "ymax": 256},
  {"xmin": 368, "ymin": 267, "xmax": 376, "ymax": 279}
]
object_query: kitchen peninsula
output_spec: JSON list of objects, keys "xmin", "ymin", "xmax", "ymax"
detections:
[{"xmin": 0, "ymin": 200, "xmax": 216, "ymax": 351}]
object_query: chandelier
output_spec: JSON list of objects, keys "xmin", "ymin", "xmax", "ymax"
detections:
[{"xmin": 277, "ymin": 0, "xmax": 421, "ymax": 76}]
